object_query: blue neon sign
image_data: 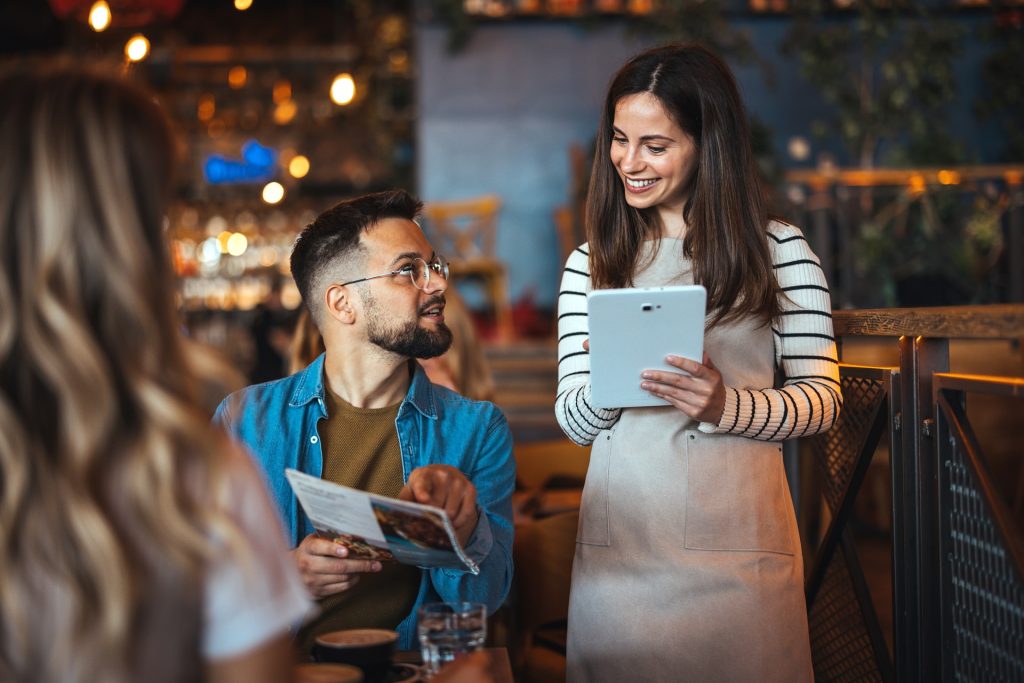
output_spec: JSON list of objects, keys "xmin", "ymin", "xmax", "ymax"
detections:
[{"xmin": 203, "ymin": 139, "xmax": 278, "ymax": 184}]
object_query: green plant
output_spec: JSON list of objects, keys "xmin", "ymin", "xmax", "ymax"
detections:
[
  {"xmin": 976, "ymin": 10, "xmax": 1024, "ymax": 162},
  {"xmin": 784, "ymin": 0, "xmax": 963, "ymax": 168}
]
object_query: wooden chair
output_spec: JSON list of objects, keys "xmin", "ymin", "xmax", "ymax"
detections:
[
  {"xmin": 512, "ymin": 510, "xmax": 579, "ymax": 683},
  {"xmin": 513, "ymin": 439, "xmax": 590, "ymax": 524},
  {"xmin": 421, "ymin": 195, "xmax": 513, "ymax": 342}
]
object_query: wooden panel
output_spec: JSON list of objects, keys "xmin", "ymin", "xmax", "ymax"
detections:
[{"xmin": 833, "ymin": 304, "xmax": 1024, "ymax": 339}]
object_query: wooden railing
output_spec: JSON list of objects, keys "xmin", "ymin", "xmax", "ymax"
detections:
[{"xmin": 804, "ymin": 304, "xmax": 1024, "ymax": 682}]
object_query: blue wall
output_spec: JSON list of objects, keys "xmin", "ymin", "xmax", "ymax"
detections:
[{"xmin": 416, "ymin": 17, "xmax": 999, "ymax": 309}]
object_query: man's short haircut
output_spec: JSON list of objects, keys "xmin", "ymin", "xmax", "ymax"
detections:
[{"xmin": 290, "ymin": 189, "xmax": 423, "ymax": 324}]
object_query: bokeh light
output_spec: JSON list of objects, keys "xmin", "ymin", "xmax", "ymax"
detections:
[
  {"xmin": 288, "ymin": 155, "xmax": 310, "ymax": 179},
  {"xmin": 262, "ymin": 181, "xmax": 285, "ymax": 204},
  {"xmin": 124, "ymin": 34, "xmax": 150, "ymax": 62},
  {"xmin": 330, "ymin": 73, "xmax": 356, "ymax": 106}
]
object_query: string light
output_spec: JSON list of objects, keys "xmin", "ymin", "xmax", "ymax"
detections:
[
  {"xmin": 330, "ymin": 73, "xmax": 356, "ymax": 106},
  {"xmin": 273, "ymin": 80, "xmax": 292, "ymax": 104},
  {"xmin": 289, "ymin": 155, "xmax": 310, "ymax": 179},
  {"xmin": 228, "ymin": 66, "xmax": 248, "ymax": 89},
  {"xmin": 226, "ymin": 233, "xmax": 248, "ymax": 256},
  {"xmin": 124, "ymin": 34, "xmax": 150, "ymax": 62},
  {"xmin": 88, "ymin": 1, "xmax": 111, "ymax": 32},
  {"xmin": 273, "ymin": 99, "xmax": 297, "ymax": 125},
  {"xmin": 197, "ymin": 94, "xmax": 216, "ymax": 122},
  {"xmin": 217, "ymin": 230, "xmax": 233, "ymax": 254},
  {"xmin": 262, "ymin": 182, "xmax": 285, "ymax": 205}
]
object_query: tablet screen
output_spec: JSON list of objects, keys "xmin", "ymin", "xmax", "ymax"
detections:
[{"xmin": 586, "ymin": 285, "xmax": 706, "ymax": 409}]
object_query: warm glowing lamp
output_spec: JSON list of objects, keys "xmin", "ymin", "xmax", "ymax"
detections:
[
  {"xmin": 330, "ymin": 73, "xmax": 356, "ymax": 106},
  {"xmin": 262, "ymin": 182, "xmax": 285, "ymax": 205},
  {"xmin": 124, "ymin": 34, "xmax": 150, "ymax": 62},
  {"xmin": 226, "ymin": 232, "xmax": 248, "ymax": 256},
  {"xmin": 197, "ymin": 94, "xmax": 215, "ymax": 122},
  {"xmin": 273, "ymin": 99, "xmax": 297, "ymax": 125},
  {"xmin": 228, "ymin": 66, "xmax": 248, "ymax": 89},
  {"xmin": 234, "ymin": 0, "xmax": 253, "ymax": 9},
  {"xmin": 273, "ymin": 79, "xmax": 292, "ymax": 104},
  {"xmin": 88, "ymin": 1, "xmax": 111, "ymax": 31},
  {"xmin": 289, "ymin": 155, "xmax": 310, "ymax": 179}
]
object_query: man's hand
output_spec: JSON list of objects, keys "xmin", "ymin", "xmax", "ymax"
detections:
[
  {"xmin": 291, "ymin": 533, "xmax": 382, "ymax": 598},
  {"xmin": 399, "ymin": 465, "xmax": 479, "ymax": 548}
]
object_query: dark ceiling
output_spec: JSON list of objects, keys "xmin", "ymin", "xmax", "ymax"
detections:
[{"xmin": 0, "ymin": 1, "xmax": 410, "ymax": 56}]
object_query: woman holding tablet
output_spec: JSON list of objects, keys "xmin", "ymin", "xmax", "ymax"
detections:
[
  {"xmin": 0, "ymin": 66, "xmax": 312, "ymax": 683},
  {"xmin": 555, "ymin": 44, "xmax": 841, "ymax": 682}
]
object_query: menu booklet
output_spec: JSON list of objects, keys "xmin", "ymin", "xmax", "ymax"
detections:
[{"xmin": 284, "ymin": 468, "xmax": 479, "ymax": 575}]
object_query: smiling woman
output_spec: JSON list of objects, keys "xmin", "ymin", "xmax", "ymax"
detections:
[
  {"xmin": 609, "ymin": 92, "xmax": 698, "ymax": 233},
  {"xmin": 554, "ymin": 44, "xmax": 842, "ymax": 683}
]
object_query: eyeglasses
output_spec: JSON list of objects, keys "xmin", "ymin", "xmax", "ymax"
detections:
[{"xmin": 339, "ymin": 255, "xmax": 449, "ymax": 291}]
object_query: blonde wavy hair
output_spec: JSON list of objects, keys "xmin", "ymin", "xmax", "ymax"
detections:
[{"xmin": 0, "ymin": 65, "xmax": 246, "ymax": 683}]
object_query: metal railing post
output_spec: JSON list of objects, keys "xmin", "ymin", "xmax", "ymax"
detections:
[
  {"xmin": 1009, "ymin": 178, "xmax": 1023, "ymax": 302},
  {"xmin": 893, "ymin": 335, "xmax": 948, "ymax": 682}
]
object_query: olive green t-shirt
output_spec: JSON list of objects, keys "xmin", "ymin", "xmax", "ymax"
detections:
[{"xmin": 297, "ymin": 386, "xmax": 421, "ymax": 652}]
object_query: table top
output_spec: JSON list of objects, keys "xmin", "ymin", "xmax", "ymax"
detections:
[{"xmin": 393, "ymin": 648, "xmax": 513, "ymax": 683}]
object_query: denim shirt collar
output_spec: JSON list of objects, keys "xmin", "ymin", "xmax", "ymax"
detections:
[{"xmin": 288, "ymin": 352, "xmax": 438, "ymax": 420}]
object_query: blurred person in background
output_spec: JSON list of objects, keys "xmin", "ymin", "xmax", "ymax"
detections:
[
  {"xmin": 0, "ymin": 65, "xmax": 312, "ymax": 683},
  {"xmin": 248, "ymin": 276, "xmax": 296, "ymax": 384},
  {"xmin": 214, "ymin": 190, "xmax": 514, "ymax": 653}
]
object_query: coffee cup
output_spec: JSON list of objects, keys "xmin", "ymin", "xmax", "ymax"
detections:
[
  {"xmin": 312, "ymin": 628, "xmax": 398, "ymax": 683},
  {"xmin": 293, "ymin": 663, "xmax": 364, "ymax": 683}
]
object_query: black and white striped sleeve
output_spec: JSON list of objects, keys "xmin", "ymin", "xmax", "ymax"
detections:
[
  {"xmin": 554, "ymin": 245, "xmax": 622, "ymax": 445},
  {"xmin": 700, "ymin": 223, "xmax": 842, "ymax": 440}
]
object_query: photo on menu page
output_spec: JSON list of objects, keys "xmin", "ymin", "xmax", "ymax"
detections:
[
  {"xmin": 370, "ymin": 500, "xmax": 459, "ymax": 567},
  {"xmin": 284, "ymin": 468, "xmax": 479, "ymax": 574},
  {"xmin": 315, "ymin": 527, "xmax": 397, "ymax": 563}
]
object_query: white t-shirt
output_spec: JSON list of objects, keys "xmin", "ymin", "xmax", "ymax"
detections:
[{"xmin": 202, "ymin": 449, "xmax": 314, "ymax": 659}]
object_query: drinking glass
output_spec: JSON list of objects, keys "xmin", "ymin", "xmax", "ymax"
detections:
[{"xmin": 416, "ymin": 601, "xmax": 487, "ymax": 678}]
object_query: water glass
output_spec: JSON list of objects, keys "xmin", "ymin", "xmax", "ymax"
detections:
[{"xmin": 416, "ymin": 601, "xmax": 487, "ymax": 677}]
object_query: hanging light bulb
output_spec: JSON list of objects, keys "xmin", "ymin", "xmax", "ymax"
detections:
[
  {"xmin": 262, "ymin": 182, "xmax": 285, "ymax": 205},
  {"xmin": 228, "ymin": 66, "xmax": 248, "ymax": 89},
  {"xmin": 234, "ymin": 0, "xmax": 254, "ymax": 9},
  {"xmin": 330, "ymin": 73, "xmax": 356, "ymax": 106},
  {"xmin": 289, "ymin": 155, "xmax": 310, "ymax": 179},
  {"xmin": 124, "ymin": 34, "xmax": 150, "ymax": 62},
  {"xmin": 88, "ymin": 1, "xmax": 111, "ymax": 32}
]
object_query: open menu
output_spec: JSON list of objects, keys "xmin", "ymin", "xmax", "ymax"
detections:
[{"xmin": 284, "ymin": 469, "xmax": 480, "ymax": 575}]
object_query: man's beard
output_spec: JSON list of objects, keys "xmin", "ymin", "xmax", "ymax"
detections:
[{"xmin": 365, "ymin": 294, "xmax": 453, "ymax": 359}]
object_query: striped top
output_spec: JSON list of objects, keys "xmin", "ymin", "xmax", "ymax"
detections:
[{"xmin": 554, "ymin": 221, "xmax": 842, "ymax": 446}]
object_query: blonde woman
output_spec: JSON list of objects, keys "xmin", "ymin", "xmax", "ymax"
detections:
[{"xmin": 0, "ymin": 66, "xmax": 312, "ymax": 683}]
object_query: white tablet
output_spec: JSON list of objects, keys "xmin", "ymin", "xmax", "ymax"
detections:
[{"xmin": 587, "ymin": 285, "xmax": 706, "ymax": 409}]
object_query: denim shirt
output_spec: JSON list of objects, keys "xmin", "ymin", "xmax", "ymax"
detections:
[{"xmin": 212, "ymin": 353, "xmax": 515, "ymax": 649}]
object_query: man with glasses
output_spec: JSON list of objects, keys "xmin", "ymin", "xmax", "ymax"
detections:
[{"xmin": 214, "ymin": 190, "xmax": 514, "ymax": 652}]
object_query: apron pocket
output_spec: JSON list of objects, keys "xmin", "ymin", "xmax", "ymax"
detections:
[
  {"xmin": 576, "ymin": 429, "xmax": 612, "ymax": 546},
  {"xmin": 684, "ymin": 435, "xmax": 795, "ymax": 555}
]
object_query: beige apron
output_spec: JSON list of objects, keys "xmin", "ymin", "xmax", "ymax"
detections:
[{"xmin": 567, "ymin": 240, "xmax": 812, "ymax": 683}]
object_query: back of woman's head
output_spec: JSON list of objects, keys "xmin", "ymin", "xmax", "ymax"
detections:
[
  {"xmin": 587, "ymin": 44, "xmax": 778, "ymax": 326},
  {"xmin": 0, "ymin": 64, "xmax": 238, "ymax": 683}
]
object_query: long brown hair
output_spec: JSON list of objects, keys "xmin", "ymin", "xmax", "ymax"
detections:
[
  {"xmin": 0, "ymin": 64, "xmax": 246, "ymax": 683},
  {"xmin": 586, "ymin": 44, "xmax": 780, "ymax": 327}
]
